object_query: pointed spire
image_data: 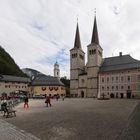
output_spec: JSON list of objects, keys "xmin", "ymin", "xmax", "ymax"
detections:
[
  {"xmin": 91, "ymin": 10, "xmax": 99, "ymax": 45},
  {"xmin": 74, "ymin": 20, "xmax": 81, "ymax": 49}
]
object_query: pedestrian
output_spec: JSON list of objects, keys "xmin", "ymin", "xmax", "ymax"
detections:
[
  {"xmin": 62, "ymin": 95, "xmax": 65, "ymax": 101},
  {"xmin": 45, "ymin": 95, "xmax": 51, "ymax": 107},
  {"xmin": 24, "ymin": 96, "xmax": 29, "ymax": 108},
  {"xmin": 56, "ymin": 94, "xmax": 59, "ymax": 101}
]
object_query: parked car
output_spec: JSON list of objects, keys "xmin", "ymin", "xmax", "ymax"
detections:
[{"xmin": 32, "ymin": 95, "xmax": 45, "ymax": 99}]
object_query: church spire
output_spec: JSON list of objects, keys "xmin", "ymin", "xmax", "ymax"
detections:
[
  {"xmin": 91, "ymin": 11, "xmax": 99, "ymax": 45},
  {"xmin": 74, "ymin": 21, "xmax": 81, "ymax": 49}
]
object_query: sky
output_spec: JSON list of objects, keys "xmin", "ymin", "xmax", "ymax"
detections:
[{"xmin": 0, "ymin": 0, "xmax": 140, "ymax": 78}]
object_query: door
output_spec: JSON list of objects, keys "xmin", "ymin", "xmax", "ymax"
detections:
[
  {"xmin": 120, "ymin": 93, "xmax": 124, "ymax": 98},
  {"xmin": 81, "ymin": 91, "xmax": 84, "ymax": 98},
  {"xmin": 127, "ymin": 90, "xmax": 131, "ymax": 98}
]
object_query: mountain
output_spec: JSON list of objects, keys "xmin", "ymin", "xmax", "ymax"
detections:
[
  {"xmin": 0, "ymin": 46, "xmax": 27, "ymax": 77},
  {"xmin": 22, "ymin": 68, "xmax": 43, "ymax": 77}
]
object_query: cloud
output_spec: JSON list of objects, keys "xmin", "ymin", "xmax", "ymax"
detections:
[{"xmin": 0, "ymin": 0, "xmax": 140, "ymax": 78}]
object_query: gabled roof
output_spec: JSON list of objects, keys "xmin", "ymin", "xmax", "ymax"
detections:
[
  {"xmin": 0, "ymin": 75, "xmax": 30, "ymax": 83},
  {"xmin": 31, "ymin": 74, "xmax": 64, "ymax": 86},
  {"xmin": 99, "ymin": 55, "xmax": 140, "ymax": 72}
]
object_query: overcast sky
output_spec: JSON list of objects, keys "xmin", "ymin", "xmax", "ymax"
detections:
[{"xmin": 0, "ymin": 0, "xmax": 140, "ymax": 78}]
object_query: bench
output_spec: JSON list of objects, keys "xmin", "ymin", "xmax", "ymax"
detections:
[{"xmin": 3, "ymin": 106, "xmax": 16, "ymax": 118}]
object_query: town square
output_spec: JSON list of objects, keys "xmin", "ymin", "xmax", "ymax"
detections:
[
  {"xmin": 0, "ymin": 98, "xmax": 140, "ymax": 140},
  {"xmin": 1, "ymin": 0, "xmax": 140, "ymax": 140}
]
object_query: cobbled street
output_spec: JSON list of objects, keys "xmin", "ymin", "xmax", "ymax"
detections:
[{"xmin": 0, "ymin": 98, "xmax": 140, "ymax": 140}]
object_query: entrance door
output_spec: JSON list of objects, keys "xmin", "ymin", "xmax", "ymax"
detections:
[
  {"xmin": 110, "ymin": 93, "xmax": 114, "ymax": 98},
  {"xmin": 120, "ymin": 93, "xmax": 124, "ymax": 98},
  {"xmin": 81, "ymin": 91, "xmax": 84, "ymax": 98},
  {"xmin": 127, "ymin": 90, "xmax": 131, "ymax": 98}
]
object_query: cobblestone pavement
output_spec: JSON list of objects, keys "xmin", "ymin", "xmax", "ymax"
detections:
[
  {"xmin": 0, "ymin": 99, "xmax": 140, "ymax": 140},
  {"xmin": 0, "ymin": 119, "xmax": 40, "ymax": 140},
  {"xmin": 117, "ymin": 102, "xmax": 140, "ymax": 140}
]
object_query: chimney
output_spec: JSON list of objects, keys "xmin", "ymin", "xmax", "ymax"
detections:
[{"xmin": 119, "ymin": 52, "xmax": 122, "ymax": 57}]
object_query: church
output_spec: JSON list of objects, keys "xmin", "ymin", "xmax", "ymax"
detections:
[{"xmin": 70, "ymin": 15, "xmax": 140, "ymax": 99}]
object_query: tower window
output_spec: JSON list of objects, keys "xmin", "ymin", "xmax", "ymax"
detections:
[
  {"xmin": 79, "ymin": 54, "xmax": 84, "ymax": 60},
  {"xmin": 72, "ymin": 53, "xmax": 77, "ymax": 58},
  {"xmin": 93, "ymin": 49, "xmax": 96, "ymax": 54},
  {"xmin": 89, "ymin": 50, "xmax": 92, "ymax": 55},
  {"xmin": 98, "ymin": 50, "xmax": 102, "ymax": 56}
]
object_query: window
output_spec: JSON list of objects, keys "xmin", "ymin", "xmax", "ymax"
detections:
[
  {"xmin": 102, "ymin": 86, "xmax": 104, "ymax": 90},
  {"xmin": 116, "ymin": 86, "xmax": 118, "ymax": 90},
  {"xmin": 79, "ymin": 54, "xmax": 84, "ymax": 60},
  {"xmin": 107, "ymin": 77, "xmax": 109, "ymax": 82},
  {"xmin": 112, "ymin": 86, "xmax": 114, "ymax": 90},
  {"xmin": 116, "ymin": 77, "xmax": 118, "ymax": 82},
  {"xmin": 112, "ymin": 77, "xmax": 114, "ymax": 82},
  {"xmin": 72, "ymin": 53, "xmax": 77, "ymax": 58},
  {"xmin": 93, "ymin": 49, "xmax": 96, "ymax": 54},
  {"xmin": 121, "ymin": 76, "xmax": 124, "ymax": 82},
  {"xmin": 128, "ymin": 86, "xmax": 130, "ymax": 90},
  {"xmin": 121, "ymin": 86, "xmax": 124, "ymax": 90},
  {"xmin": 107, "ymin": 86, "xmax": 109, "ymax": 90},
  {"xmin": 128, "ymin": 76, "xmax": 131, "ymax": 82},
  {"xmin": 102, "ymin": 78, "xmax": 104, "ymax": 83},
  {"xmin": 98, "ymin": 50, "xmax": 102, "ymax": 56},
  {"xmin": 81, "ymin": 79, "xmax": 84, "ymax": 83},
  {"xmin": 89, "ymin": 50, "xmax": 91, "ymax": 55}
]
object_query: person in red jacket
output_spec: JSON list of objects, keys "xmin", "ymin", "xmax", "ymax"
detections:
[{"xmin": 24, "ymin": 96, "xmax": 29, "ymax": 108}]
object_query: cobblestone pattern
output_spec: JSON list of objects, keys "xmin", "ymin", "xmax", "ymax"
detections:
[
  {"xmin": 0, "ymin": 119, "xmax": 40, "ymax": 140},
  {"xmin": 117, "ymin": 102, "xmax": 140, "ymax": 140}
]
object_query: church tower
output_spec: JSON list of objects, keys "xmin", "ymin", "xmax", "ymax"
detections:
[
  {"xmin": 54, "ymin": 61, "xmax": 60, "ymax": 78},
  {"xmin": 86, "ymin": 14, "xmax": 103, "ymax": 97},
  {"xmin": 70, "ymin": 22, "xmax": 85, "ymax": 97}
]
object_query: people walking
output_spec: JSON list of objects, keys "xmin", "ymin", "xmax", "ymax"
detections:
[
  {"xmin": 45, "ymin": 95, "xmax": 51, "ymax": 107},
  {"xmin": 24, "ymin": 96, "xmax": 29, "ymax": 108}
]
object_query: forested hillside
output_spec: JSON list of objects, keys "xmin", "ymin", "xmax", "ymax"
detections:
[{"xmin": 0, "ymin": 46, "xmax": 27, "ymax": 77}]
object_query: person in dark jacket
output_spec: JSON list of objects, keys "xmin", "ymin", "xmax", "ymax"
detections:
[
  {"xmin": 45, "ymin": 95, "xmax": 51, "ymax": 107},
  {"xmin": 24, "ymin": 96, "xmax": 29, "ymax": 108}
]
